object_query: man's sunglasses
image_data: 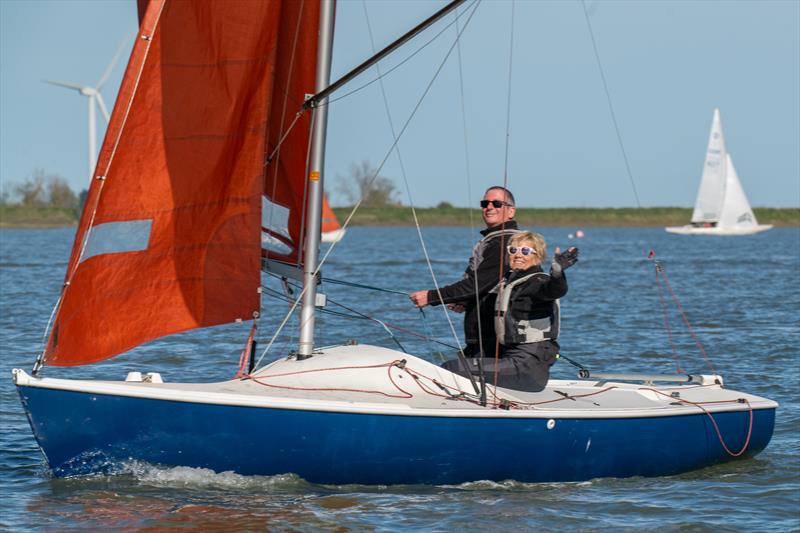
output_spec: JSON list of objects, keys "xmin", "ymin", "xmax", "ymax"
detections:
[
  {"xmin": 507, "ymin": 246, "xmax": 537, "ymax": 256},
  {"xmin": 480, "ymin": 199, "xmax": 512, "ymax": 209}
]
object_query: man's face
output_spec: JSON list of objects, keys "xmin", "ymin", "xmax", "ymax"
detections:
[{"xmin": 481, "ymin": 189, "xmax": 516, "ymax": 227}]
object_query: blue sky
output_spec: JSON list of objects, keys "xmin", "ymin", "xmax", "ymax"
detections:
[{"xmin": 1, "ymin": 0, "xmax": 798, "ymax": 208}]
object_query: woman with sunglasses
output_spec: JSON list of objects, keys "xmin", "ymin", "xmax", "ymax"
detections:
[
  {"xmin": 442, "ymin": 231, "xmax": 577, "ymax": 391},
  {"xmin": 490, "ymin": 232, "xmax": 579, "ymax": 391},
  {"xmin": 442, "ymin": 231, "xmax": 578, "ymax": 392}
]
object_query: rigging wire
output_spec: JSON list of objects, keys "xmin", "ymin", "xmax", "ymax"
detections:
[
  {"xmin": 454, "ymin": 2, "xmax": 488, "ymax": 402},
  {"xmin": 321, "ymin": 276, "xmax": 409, "ymax": 296},
  {"xmin": 580, "ymin": 0, "xmax": 642, "ymax": 208},
  {"xmin": 261, "ymin": 1, "xmax": 479, "ymax": 161},
  {"xmin": 486, "ymin": 0, "xmax": 519, "ymax": 392},
  {"xmin": 579, "ymin": 2, "xmax": 717, "ymax": 374},
  {"xmin": 651, "ymin": 259, "xmax": 717, "ymax": 375},
  {"xmin": 501, "ymin": 1, "xmax": 516, "ymax": 194},
  {"xmin": 322, "ymin": 1, "xmax": 479, "ymax": 108},
  {"xmin": 260, "ymin": 277, "xmax": 460, "ymax": 353},
  {"xmin": 35, "ymin": 2, "xmax": 167, "ymax": 374},
  {"xmin": 254, "ymin": 2, "xmax": 310, "ymax": 370},
  {"xmin": 253, "ymin": 0, "xmax": 484, "ymax": 375},
  {"xmin": 361, "ymin": 0, "xmax": 473, "ymax": 378},
  {"xmin": 652, "ymin": 260, "xmax": 687, "ymax": 374},
  {"xmin": 253, "ymin": 280, "xmax": 305, "ymax": 368}
]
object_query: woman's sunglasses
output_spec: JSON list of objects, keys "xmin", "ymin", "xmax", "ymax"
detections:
[
  {"xmin": 507, "ymin": 246, "xmax": 536, "ymax": 256},
  {"xmin": 480, "ymin": 199, "xmax": 511, "ymax": 209}
]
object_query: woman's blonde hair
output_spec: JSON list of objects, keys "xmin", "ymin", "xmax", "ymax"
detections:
[{"xmin": 509, "ymin": 231, "xmax": 547, "ymax": 260}]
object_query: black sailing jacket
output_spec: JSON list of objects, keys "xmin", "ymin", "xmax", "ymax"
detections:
[
  {"xmin": 426, "ymin": 221, "xmax": 519, "ymax": 354},
  {"xmin": 497, "ymin": 264, "xmax": 568, "ymax": 344}
]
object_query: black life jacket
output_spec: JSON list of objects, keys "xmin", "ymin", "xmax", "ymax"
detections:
[{"xmin": 494, "ymin": 271, "xmax": 560, "ymax": 345}]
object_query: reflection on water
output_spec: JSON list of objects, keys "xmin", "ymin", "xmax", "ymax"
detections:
[{"xmin": 2, "ymin": 227, "xmax": 799, "ymax": 531}]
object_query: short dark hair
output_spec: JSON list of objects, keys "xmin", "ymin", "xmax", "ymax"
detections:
[{"xmin": 485, "ymin": 186, "xmax": 515, "ymax": 206}]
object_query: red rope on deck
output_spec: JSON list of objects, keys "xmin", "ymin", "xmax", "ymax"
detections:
[
  {"xmin": 246, "ymin": 360, "xmax": 414, "ymax": 399},
  {"xmin": 240, "ymin": 357, "xmax": 755, "ymax": 459}
]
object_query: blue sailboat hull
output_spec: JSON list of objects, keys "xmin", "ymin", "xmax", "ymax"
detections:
[{"xmin": 17, "ymin": 384, "xmax": 775, "ymax": 484}]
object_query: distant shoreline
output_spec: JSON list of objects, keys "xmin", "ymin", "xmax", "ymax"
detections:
[
  {"xmin": 1, "ymin": 205, "xmax": 798, "ymax": 228},
  {"xmin": 332, "ymin": 207, "xmax": 800, "ymax": 228},
  {"xmin": 0, "ymin": 206, "xmax": 79, "ymax": 228}
]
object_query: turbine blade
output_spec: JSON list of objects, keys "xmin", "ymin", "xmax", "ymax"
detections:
[
  {"xmin": 96, "ymin": 34, "xmax": 132, "ymax": 89},
  {"xmin": 44, "ymin": 80, "xmax": 85, "ymax": 92},
  {"xmin": 96, "ymin": 93, "xmax": 110, "ymax": 123}
]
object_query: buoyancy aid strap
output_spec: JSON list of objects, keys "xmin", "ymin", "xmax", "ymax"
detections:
[{"xmin": 494, "ymin": 272, "xmax": 559, "ymax": 344}]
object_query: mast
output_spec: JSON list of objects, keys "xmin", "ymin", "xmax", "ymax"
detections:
[{"xmin": 298, "ymin": 0, "xmax": 335, "ymax": 359}]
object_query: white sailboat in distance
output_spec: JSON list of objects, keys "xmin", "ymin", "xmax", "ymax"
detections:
[{"xmin": 666, "ymin": 108, "xmax": 772, "ymax": 236}]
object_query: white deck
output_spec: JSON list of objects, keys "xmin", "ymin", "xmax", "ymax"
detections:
[{"xmin": 13, "ymin": 344, "xmax": 777, "ymax": 419}]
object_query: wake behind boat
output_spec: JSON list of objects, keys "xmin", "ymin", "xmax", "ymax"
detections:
[
  {"xmin": 14, "ymin": 0, "xmax": 777, "ymax": 484},
  {"xmin": 666, "ymin": 109, "xmax": 772, "ymax": 236}
]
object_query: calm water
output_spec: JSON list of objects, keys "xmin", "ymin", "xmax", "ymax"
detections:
[{"xmin": 1, "ymin": 226, "xmax": 798, "ymax": 531}]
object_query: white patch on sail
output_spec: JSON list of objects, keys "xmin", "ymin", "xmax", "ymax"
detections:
[
  {"xmin": 262, "ymin": 196, "xmax": 291, "ymax": 240},
  {"xmin": 80, "ymin": 219, "xmax": 153, "ymax": 263},
  {"xmin": 261, "ymin": 232, "xmax": 293, "ymax": 255}
]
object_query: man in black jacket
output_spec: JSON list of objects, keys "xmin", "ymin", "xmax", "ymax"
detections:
[{"xmin": 409, "ymin": 186, "xmax": 519, "ymax": 358}]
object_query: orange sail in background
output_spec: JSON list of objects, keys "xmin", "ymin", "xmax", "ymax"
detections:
[
  {"xmin": 321, "ymin": 193, "xmax": 345, "ymax": 243},
  {"xmin": 44, "ymin": 0, "xmax": 321, "ymax": 366}
]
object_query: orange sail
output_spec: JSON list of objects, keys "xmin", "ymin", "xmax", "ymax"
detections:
[
  {"xmin": 44, "ymin": 0, "xmax": 321, "ymax": 366},
  {"xmin": 321, "ymin": 193, "xmax": 345, "ymax": 242}
]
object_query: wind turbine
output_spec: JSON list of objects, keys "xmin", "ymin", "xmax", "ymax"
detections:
[{"xmin": 45, "ymin": 39, "xmax": 128, "ymax": 182}]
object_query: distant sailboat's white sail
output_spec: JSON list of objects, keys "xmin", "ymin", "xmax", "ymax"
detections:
[
  {"xmin": 666, "ymin": 108, "xmax": 771, "ymax": 236},
  {"xmin": 691, "ymin": 108, "xmax": 727, "ymax": 223},
  {"xmin": 718, "ymin": 153, "xmax": 759, "ymax": 228}
]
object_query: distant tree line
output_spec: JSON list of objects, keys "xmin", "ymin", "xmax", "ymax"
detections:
[
  {"xmin": 335, "ymin": 160, "xmax": 401, "ymax": 208},
  {"xmin": 1, "ymin": 169, "xmax": 85, "ymax": 212},
  {"xmin": 333, "ymin": 161, "xmax": 458, "ymax": 209}
]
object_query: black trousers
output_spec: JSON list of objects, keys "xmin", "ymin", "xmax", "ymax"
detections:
[{"xmin": 442, "ymin": 340, "xmax": 559, "ymax": 393}]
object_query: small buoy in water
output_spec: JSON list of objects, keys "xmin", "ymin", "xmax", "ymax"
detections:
[
  {"xmin": 576, "ymin": 229, "xmax": 585, "ymax": 238},
  {"xmin": 568, "ymin": 233, "xmax": 574, "ymax": 239}
]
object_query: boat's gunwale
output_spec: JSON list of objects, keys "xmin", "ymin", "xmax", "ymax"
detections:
[{"xmin": 13, "ymin": 368, "xmax": 778, "ymax": 419}]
